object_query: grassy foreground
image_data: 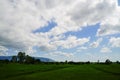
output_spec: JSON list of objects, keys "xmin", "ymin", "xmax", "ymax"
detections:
[{"xmin": 0, "ymin": 63, "xmax": 120, "ymax": 80}]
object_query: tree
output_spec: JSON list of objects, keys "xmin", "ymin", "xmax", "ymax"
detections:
[
  {"xmin": 17, "ymin": 52, "xmax": 25, "ymax": 63},
  {"xmin": 65, "ymin": 60, "xmax": 68, "ymax": 64},
  {"xmin": 97, "ymin": 60, "xmax": 100, "ymax": 64},
  {"xmin": 3, "ymin": 59, "xmax": 9, "ymax": 63},
  {"xmin": 25, "ymin": 55, "xmax": 35, "ymax": 64},
  {"xmin": 116, "ymin": 61, "xmax": 120, "ymax": 64},
  {"xmin": 11, "ymin": 56, "xmax": 17, "ymax": 62},
  {"xmin": 35, "ymin": 59, "xmax": 41, "ymax": 63},
  {"xmin": 86, "ymin": 61, "xmax": 90, "ymax": 64},
  {"xmin": 105, "ymin": 59, "xmax": 112, "ymax": 64}
]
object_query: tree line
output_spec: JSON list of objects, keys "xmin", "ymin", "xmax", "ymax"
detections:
[
  {"xmin": 11, "ymin": 52, "xmax": 41, "ymax": 64},
  {"xmin": 0, "ymin": 52, "xmax": 120, "ymax": 64}
]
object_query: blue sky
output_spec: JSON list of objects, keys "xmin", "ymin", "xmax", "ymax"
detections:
[
  {"xmin": 0, "ymin": 0, "xmax": 120, "ymax": 62},
  {"xmin": 32, "ymin": 21, "xmax": 120, "ymax": 62},
  {"xmin": 31, "ymin": 20, "xmax": 120, "ymax": 62},
  {"xmin": 33, "ymin": 20, "xmax": 57, "ymax": 33},
  {"xmin": 64, "ymin": 23, "xmax": 100, "ymax": 39},
  {"xmin": 118, "ymin": 0, "xmax": 120, "ymax": 5}
]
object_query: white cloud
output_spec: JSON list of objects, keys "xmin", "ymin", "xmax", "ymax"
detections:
[
  {"xmin": 90, "ymin": 38, "xmax": 103, "ymax": 48},
  {"xmin": 100, "ymin": 47, "xmax": 112, "ymax": 53},
  {"xmin": 0, "ymin": 46, "xmax": 8, "ymax": 56},
  {"xmin": 97, "ymin": 3, "xmax": 120, "ymax": 36},
  {"xmin": 79, "ymin": 46, "xmax": 87, "ymax": 50},
  {"xmin": 0, "ymin": 0, "xmax": 47, "ymax": 53},
  {"xmin": 77, "ymin": 46, "xmax": 87, "ymax": 52},
  {"xmin": 47, "ymin": 51, "xmax": 74, "ymax": 58},
  {"xmin": 109, "ymin": 37, "xmax": 120, "ymax": 47},
  {"xmin": 0, "ymin": 0, "xmax": 119, "ymax": 55},
  {"xmin": 69, "ymin": 0, "xmax": 119, "ymax": 26},
  {"xmin": 51, "ymin": 36, "xmax": 90, "ymax": 49}
]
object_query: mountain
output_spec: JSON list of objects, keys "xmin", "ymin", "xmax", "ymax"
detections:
[
  {"xmin": 34, "ymin": 57, "xmax": 55, "ymax": 62},
  {"xmin": 0, "ymin": 56, "xmax": 55, "ymax": 62},
  {"xmin": 0, "ymin": 56, "xmax": 12, "ymax": 61}
]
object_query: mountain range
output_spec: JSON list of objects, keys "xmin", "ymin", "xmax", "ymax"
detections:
[{"xmin": 0, "ymin": 56, "xmax": 55, "ymax": 62}]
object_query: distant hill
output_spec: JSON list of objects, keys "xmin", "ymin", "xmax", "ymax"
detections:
[
  {"xmin": 34, "ymin": 57, "xmax": 55, "ymax": 62},
  {"xmin": 0, "ymin": 56, "xmax": 55, "ymax": 62}
]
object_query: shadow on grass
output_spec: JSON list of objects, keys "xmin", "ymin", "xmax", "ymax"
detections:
[
  {"xmin": 92, "ymin": 66, "xmax": 120, "ymax": 75},
  {"xmin": 4, "ymin": 66, "xmax": 71, "ymax": 79}
]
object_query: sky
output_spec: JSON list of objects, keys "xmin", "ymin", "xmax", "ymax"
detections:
[{"xmin": 0, "ymin": 0, "xmax": 120, "ymax": 62}]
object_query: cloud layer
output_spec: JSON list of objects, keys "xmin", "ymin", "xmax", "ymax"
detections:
[{"xmin": 0, "ymin": 0, "xmax": 120, "ymax": 60}]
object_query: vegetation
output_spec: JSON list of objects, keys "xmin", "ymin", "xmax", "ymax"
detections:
[
  {"xmin": 17, "ymin": 52, "xmax": 26, "ymax": 63},
  {"xmin": 11, "ymin": 56, "xmax": 17, "ymax": 62},
  {"xmin": 0, "ymin": 63, "xmax": 120, "ymax": 80},
  {"xmin": 105, "ymin": 59, "xmax": 112, "ymax": 64},
  {"xmin": 1, "ymin": 52, "xmax": 119, "ymax": 65},
  {"xmin": 11, "ymin": 52, "xmax": 41, "ymax": 64},
  {"xmin": 0, "ymin": 52, "xmax": 120, "ymax": 80}
]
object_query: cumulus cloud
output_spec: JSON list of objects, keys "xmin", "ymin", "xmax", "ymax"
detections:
[
  {"xmin": 90, "ymin": 38, "xmax": 103, "ymax": 48},
  {"xmin": 77, "ymin": 46, "xmax": 87, "ymax": 52},
  {"xmin": 78, "ymin": 46, "xmax": 87, "ymax": 50},
  {"xmin": 0, "ymin": 0, "xmax": 47, "ymax": 53},
  {"xmin": 47, "ymin": 51, "xmax": 74, "ymax": 58},
  {"xmin": 100, "ymin": 47, "xmax": 112, "ymax": 53},
  {"xmin": 109, "ymin": 37, "xmax": 120, "ymax": 47},
  {"xmin": 51, "ymin": 35, "xmax": 90, "ymax": 49},
  {"xmin": 0, "ymin": 46, "xmax": 8, "ymax": 56},
  {"xmin": 96, "ymin": 2, "xmax": 120, "ymax": 36},
  {"xmin": 0, "ymin": 0, "xmax": 119, "ymax": 55}
]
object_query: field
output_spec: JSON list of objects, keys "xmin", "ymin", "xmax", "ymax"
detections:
[{"xmin": 0, "ymin": 63, "xmax": 120, "ymax": 80}]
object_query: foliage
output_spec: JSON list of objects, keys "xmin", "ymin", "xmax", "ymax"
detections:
[
  {"xmin": 105, "ymin": 59, "xmax": 112, "ymax": 64},
  {"xmin": 116, "ymin": 61, "xmax": 120, "ymax": 64},
  {"xmin": 17, "ymin": 52, "xmax": 26, "ymax": 63},
  {"xmin": 15, "ymin": 52, "xmax": 41, "ymax": 64},
  {"xmin": 25, "ymin": 55, "xmax": 35, "ymax": 64},
  {"xmin": 0, "ymin": 63, "xmax": 120, "ymax": 80},
  {"xmin": 11, "ymin": 56, "xmax": 17, "ymax": 62}
]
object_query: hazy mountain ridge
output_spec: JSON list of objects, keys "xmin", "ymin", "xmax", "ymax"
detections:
[{"xmin": 0, "ymin": 56, "xmax": 55, "ymax": 62}]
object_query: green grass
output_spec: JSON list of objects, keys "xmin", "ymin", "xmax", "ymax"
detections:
[{"xmin": 0, "ymin": 63, "xmax": 120, "ymax": 80}]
